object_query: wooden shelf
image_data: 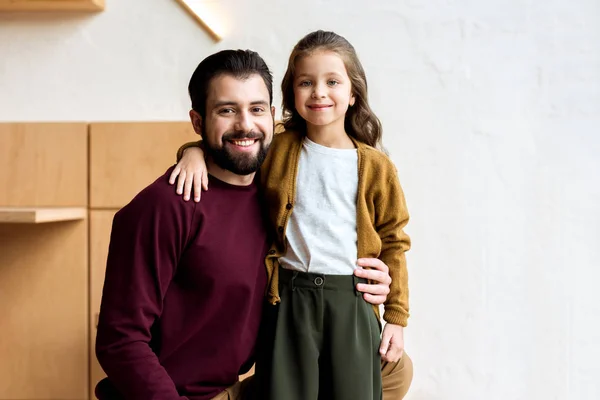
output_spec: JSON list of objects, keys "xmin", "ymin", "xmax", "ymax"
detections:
[
  {"xmin": 0, "ymin": 0, "xmax": 104, "ymax": 12},
  {"xmin": 0, "ymin": 207, "xmax": 87, "ymax": 223}
]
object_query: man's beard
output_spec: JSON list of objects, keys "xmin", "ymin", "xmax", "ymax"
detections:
[{"xmin": 202, "ymin": 128, "xmax": 270, "ymax": 176}]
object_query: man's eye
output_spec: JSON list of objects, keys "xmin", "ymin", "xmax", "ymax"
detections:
[
  {"xmin": 219, "ymin": 108, "xmax": 234, "ymax": 114},
  {"xmin": 252, "ymin": 107, "xmax": 265, "ymax": 113}
]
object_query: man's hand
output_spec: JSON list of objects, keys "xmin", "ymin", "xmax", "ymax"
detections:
[
  {"xmin": 380, "ymin": 323, "xmax": 404, "ymax": 362},
  {"xmin": 353, "ymin": 258, "xmax": 392, "ymax": 305}
]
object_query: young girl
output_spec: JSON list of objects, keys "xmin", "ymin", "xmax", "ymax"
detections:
[{"xmin": 173, "ymin": 30, "xmax": 410, "ymax": 400}]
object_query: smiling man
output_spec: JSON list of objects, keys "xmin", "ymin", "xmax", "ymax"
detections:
[
  {"xmin": 94, "ymin": 50, "xmax": 397, "ymax": 400},
  {"xmin": 191, "ymin": 74, "xmax": 272, "ymax": 180},
  {"xmin": 95, "ymin": 50, "xmax": 275, "ymax": 400}
]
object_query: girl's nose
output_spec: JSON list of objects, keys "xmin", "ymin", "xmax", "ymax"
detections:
[
  {"xmin": 311, "ymin": 90, "xmax": 325, "ymax": 99},
  {"xmin": 311, "ymin": 82, "xmax": 326, "ymax": 99}
]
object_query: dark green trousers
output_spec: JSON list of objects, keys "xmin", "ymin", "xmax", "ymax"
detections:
[{"xmin": 261, "ymin": 268, "xmax": 382, "ymax": 400}]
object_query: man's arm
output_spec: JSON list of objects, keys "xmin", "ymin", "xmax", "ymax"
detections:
[{"xmin": 96, "ymin": 181, "xmax": 196, "ymax": 400}]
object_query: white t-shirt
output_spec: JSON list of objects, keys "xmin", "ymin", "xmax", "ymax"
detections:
[{"xmin": 279, "ymin": 137, "xmax": 359, "ymax": 275}]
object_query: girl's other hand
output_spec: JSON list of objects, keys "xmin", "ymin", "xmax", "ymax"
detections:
[{"xmin": 379, "ymin": 323, "xmax": 404, "ymax": 362}]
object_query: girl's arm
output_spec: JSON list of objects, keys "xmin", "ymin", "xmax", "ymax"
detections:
[
  {"xmin": 373, "ymin": 164, "xmax": 411, "ymax": 363},
  {"xmin": 376, "ymin": 168, "xmax": 410, "ymax": 326},
  {"xmin": 168, "ymin": 142, "xmax": 208, "ymax": 202}
]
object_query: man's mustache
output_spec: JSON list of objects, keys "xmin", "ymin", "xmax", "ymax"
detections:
[{"xmin": 222, "ymin": 131, "xmax": 265, "ymax": 141}]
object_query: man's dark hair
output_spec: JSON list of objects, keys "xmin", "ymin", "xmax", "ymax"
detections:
[{"xmin": 188, "ymin": 49, "xmax": 273, "ymax": 118}]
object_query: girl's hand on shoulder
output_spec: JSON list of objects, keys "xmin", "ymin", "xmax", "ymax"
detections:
[
  {"xmin": 380, "ymin": 323, "xmax": 404, "ymax": 362},
  {"xmin": 168, "ymin": 147, "xmax": 208, "ymax": 202}
]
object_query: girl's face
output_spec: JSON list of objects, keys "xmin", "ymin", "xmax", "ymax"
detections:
[{"xmin": 292, "ymin": 51, "xmax": 355, "ymax": 132}]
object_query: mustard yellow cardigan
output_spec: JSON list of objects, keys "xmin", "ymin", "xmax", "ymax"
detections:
[{"xmin": 178, "ymin": 130, "xmax": 411, "ymax": 326}]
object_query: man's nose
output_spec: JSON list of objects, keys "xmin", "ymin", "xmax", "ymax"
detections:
[{"xmin": 234, "ymin": 111, "xmax": 252, "ymax": 132}]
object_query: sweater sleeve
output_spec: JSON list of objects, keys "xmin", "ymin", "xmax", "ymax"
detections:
[
  {"xmin": 95, "ymin": 182, "xmax": 196, "ymax": 400},
  {"xmin": 375, "ymin": 167, "xmax": 411, "ymax": 326}
]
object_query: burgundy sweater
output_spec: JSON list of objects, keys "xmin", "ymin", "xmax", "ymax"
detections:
[{"xmin": 95, "ymin": 168, "xmax": 268, "ymax": 400}]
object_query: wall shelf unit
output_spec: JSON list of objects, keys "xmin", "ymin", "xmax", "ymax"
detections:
[{"xmin": 0, "ymin": 207, "xmax": 87, "ymax": 224}]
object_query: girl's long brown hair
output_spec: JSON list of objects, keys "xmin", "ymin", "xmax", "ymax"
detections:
[{"xmin": 281, "ymin": 30, "xmax": 383, "ymax": 150}]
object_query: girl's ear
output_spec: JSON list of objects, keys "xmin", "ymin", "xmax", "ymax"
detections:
[{"xmin": 349, "ymin": 95, "xmax": 356, "ymax": 107}]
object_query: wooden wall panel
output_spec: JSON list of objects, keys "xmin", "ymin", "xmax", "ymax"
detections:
[
  {"xmin": 89, "ymin": 122, "xmax": 197, "ymax": 209},
  {"xmin": 0, "ymin": 219, "xmax": 88, "ymax": 399},
  {"xmin": 0, "ymin": 123, "xmax": 88, "ymax": 207},
  {"xmin": 89, "ymin": 210, "xmax": 116, "ymax": 398}
]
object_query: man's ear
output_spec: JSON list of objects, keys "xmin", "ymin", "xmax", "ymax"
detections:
[
  {"xmin": 189, "ymin": 109, "xmax": 203, "ymax": 136},
  {"xmin": 271, "ymin": 106, "xmax": 276, "ymax": 117}
]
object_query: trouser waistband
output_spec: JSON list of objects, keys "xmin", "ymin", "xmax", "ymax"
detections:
[{"xmin": 279, "ymin": 267, "xmax": 365, "ymax": 295}]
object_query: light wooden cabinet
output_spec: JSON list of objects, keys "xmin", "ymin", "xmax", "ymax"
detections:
[
  {"xmin": 89, "ymin": 210, "xmax": 116, "ymax": 398},
  {"xmin": 1, "ymin": 122, "xmax": 211, "ymax": 399},
  {"xmin": 0, "ymin": 220, "xmax": 88, "ymax": 399},
  {"xmin": 89, "ymin": 122, "xmax": 197, "ymax": 209},
  {"xmin": 0, "ymin": 123, "xmax": 88, "ymax": 207},
  {"xmin": 0, "ymin": 123, "xmax": 89, "ymax": 399},
  {"xmin": 0, "ymin": 0, "xmax": 104, "ymax": 11}
]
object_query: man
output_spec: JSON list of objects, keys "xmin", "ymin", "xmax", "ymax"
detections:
[{"xmin": 95, "ymin": 49, "xmax": 411, "ymax": 400}]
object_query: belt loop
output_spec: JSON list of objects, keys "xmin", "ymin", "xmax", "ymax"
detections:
[{"xmin": 291, "ymin": 271, "xmax": 299, "ymax": 292}]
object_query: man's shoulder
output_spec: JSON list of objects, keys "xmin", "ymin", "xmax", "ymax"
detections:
[
  {"xmin": 135, "ymin": 166, "xmax": 181, "ymax": 201},
  {"xmin": 118, "ymin": 166, "xmax": 194, "ymax": 218}
]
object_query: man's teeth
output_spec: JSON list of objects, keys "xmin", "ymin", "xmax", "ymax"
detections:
[{"xmin": 231, "ymin": 140, "xmax": 255, "ymax": 147}]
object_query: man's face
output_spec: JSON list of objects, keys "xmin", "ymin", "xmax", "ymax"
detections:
[{"xmin": 192, "ymin": 74, "xmax": 274, "ymax": 176}]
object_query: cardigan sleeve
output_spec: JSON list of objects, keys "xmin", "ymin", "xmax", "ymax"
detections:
[
  {"xmin": 176, "ymin": 140, "xmax": 203, "ymax": 162},
  {"xmin": 375, "ymin": 167, "xmax": 411, "ymax": 326}
]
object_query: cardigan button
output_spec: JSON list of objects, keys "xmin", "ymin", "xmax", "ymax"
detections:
[
  {"xmin": 268, "ymin": 249, "xmax": 276, "ymax": 255},
  {"xmin": 278, "ymin": 226, "xmax": 284, "ymax": 233},
  {"xmin": 286, "ymin": 203, "xmax": 293, "ymax": 210}
]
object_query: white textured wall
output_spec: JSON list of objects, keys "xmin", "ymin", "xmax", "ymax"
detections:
[{"xmin": 1, "ymin": 0, "xmax": 599, "ymax": 399}]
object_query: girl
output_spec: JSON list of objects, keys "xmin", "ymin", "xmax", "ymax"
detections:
[{"xmin": 173, "ymin": 30, "xmax": 411, "ymax": 400}]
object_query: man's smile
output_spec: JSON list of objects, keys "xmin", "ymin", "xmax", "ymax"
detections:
[{"xmin": 226, "ymin": 138, "xmax": 260, "ymax": 152}]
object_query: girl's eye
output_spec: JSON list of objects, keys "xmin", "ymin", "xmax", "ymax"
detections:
[
  {"xmin": 299, "ymin": 81, "xmax": 312, "ymax": 87},
  {"xmin": 327, "ymin": 80, "xmax": 339, "ymax": 86}
]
